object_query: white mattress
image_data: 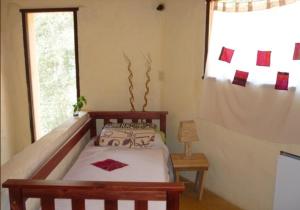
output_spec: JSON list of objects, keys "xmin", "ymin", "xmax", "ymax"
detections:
[{"xmin": 54, "ymin": 133, "xmax": 170, "ymax": 210}]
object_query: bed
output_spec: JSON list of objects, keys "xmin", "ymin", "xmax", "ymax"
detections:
[{"xmin": 3, "ymin": 111, "xmax": 184, "ymax": 210}]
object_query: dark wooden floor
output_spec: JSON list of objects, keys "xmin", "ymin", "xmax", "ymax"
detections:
[{"xmin": 180, "ymin": 181, "xmax": 242, "ymax": 210}]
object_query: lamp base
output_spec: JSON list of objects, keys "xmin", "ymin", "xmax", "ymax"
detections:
[{"xmin": 184, "ymin": 142, "xmax": 192, "ymax": 159}]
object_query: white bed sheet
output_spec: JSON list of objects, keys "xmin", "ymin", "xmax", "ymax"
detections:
[{"xmin": 55, "ymin": 133, "xmax": 170, "ymax": 210}]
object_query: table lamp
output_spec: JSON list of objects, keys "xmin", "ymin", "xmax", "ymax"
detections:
[{"xmin": 178, "ymin": 120, "xmax": 199, "ymax": 159}]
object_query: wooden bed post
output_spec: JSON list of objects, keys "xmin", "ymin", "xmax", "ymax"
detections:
[
  {"xmin": 160, "ymin": 114, "xmax": 167, "ymax": 135},
  {"xmin": 166, "ymin": 191, "xmax": 180, "ymax": 210},
  {"xmin": 8, "ymin": 188, "xmax": 25, "ymax": 210},
  {"xmin": 90, "ymin": 118, "xmax": 97, "ymax": 138}
]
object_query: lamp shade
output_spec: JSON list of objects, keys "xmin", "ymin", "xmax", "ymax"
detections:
[{"xmin": 178, "ymin": 120, "xmax": 199, "ymax": 143}]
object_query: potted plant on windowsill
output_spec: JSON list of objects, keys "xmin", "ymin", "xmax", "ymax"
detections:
[{"xmin": 73, "ymin": 96, "xmax": 87, "ymax": 117}]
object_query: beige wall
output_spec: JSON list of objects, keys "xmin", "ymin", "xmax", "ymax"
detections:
[
  {"xmin": 2, "ymin": 0, "xmax": 300, "ymax": 209},
  {"xmin": 162, "ymin": 1, "xmax": 300, "ymax": 210},
  {"xmin": 1, "ymin": 0, "xmax": 22, "ymax": 164},
  {"xmin": 1, "ymin": 0, "xmax": 32, "ymax": 165},
  {"xmin": 78, "ymin": 0, "xmax": 164, "ymax": 111},
  {"xmin": 1, "ymin": 0, "xmax": 165, "ymax": 164}
]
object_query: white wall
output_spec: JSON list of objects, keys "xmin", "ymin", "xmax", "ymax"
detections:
[{"xmin": 162, "ymin": 1, "xmax": 300, "ymax": 210}]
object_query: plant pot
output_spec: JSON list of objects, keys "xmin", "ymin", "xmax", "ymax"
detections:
[{"xmin": 73, "ymin": 111, "xmax": 79, "ymax": 117}]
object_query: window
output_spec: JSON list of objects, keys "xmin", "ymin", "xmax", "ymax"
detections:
[
  {"xmin": 199, "ymin": 1, "xmax": 300, "ymax": 143},
  {"xmin": 20, "ymin": 8, "xmax": 80, "ymax": 142},
  {"xmin": 205, "ymin": 1, "xmax": 300, "ymax": 89}
]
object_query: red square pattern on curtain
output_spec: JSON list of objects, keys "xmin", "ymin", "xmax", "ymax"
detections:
[
  {"xmin": 293, "ymin": 43, "xmax": 300, "ymax": 60},
  {"xmin": 232, "ymin": 70, "xmax": 249, "ymax": 87},
  {"xmin": 219, "ymin": 47, "xmax": 235, "ymax": 63},
  {"xmin": 257, "ymin": 50, "xmax": 271, "ymax": 66},
  {"xmin": 275, "ymin": 72, "xmax": 289, "ymax": 90}
]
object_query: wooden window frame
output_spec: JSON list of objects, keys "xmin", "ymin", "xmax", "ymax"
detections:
[
  {"xmin": 203, "ymin": 0, "xmax": 211, "ymax": 79},
  {"xmin": 20, "ymin": 8, "xmax": 80, "ymax": 143}
]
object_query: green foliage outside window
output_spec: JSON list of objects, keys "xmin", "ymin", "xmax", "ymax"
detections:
[{"xmin": 34, "ymin": 12, "xmax": 76, "ymax": 136}]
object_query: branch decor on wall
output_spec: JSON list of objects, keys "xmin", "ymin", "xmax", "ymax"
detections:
[
  {"xmin": 123, "ymin": 53, "xmax": 135, "ymax": 111},
  {"xmin": 142, "ymin": 54, "xmax": 152, "ymax": 112}
]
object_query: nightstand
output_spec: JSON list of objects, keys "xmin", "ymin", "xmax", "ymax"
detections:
[{"xmin": 171, "ymin": 153, "xmax": 209, "ymax": 200}]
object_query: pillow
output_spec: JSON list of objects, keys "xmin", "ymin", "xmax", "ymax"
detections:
[
  {"xmin": 132, "ymin": 129, "xmax": 156, "ymax": 148},
  {"xmin": 104, "ymin": 122, "xmax": 157, "ymax": 130},
  {"xmin": 94, "ymin": 128, "xmax": 134, "ymax": 148},
  {"xmin": 94, "ymin": 128, "xmax": 156, "ymax": 148}
]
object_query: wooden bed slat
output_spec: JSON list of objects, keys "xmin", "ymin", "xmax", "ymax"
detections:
[
  {"xmin": 104, "ymin": 118, "xmax": 110, "ymax": 124},
  {"xmin": 90, "ymin": 118, "xmax": 97, "ymax": 137},
  {"xmin": 72, "ymin": 199, "xmax": 85, "ymax": 210},
  {"xmin": 41, "ymin": 197, "xmax": 55, "ymax": 210},
  {"xmin": 135, "ymin": 200, "xmax": 148, "ymax": 210},
  {"xmin": 8, "ymin": 188, "xmax": 25, "ymax": 210},
  {"xmin": 160, "ymin": 114, "xmax": 166, "ymax": 135},
  {"xmin": 89, "ymin": 111, "xmax": 168, "ymax": 134},
  {"xmin": 23, "ymin": 189, "xmax": 166, "ymax": 200},
  {"xmin": 105, "ymin": 200, "xmax": 117, "ymax": 210},
  {"xmin": 167, "ymin": 192, "xmax": 180, "ymax": 210}
]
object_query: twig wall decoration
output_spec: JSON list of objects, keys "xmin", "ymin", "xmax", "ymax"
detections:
[
  {"xmin": 123, "ymin": 53, "xmax": 135, "ymax": 111},
  {"xmin": 142, "ymin": 54, "xmax": 152, "ymax": 112}
]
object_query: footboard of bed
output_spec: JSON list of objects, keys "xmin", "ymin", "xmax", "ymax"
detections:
[{"xmin": 3, "ymin": 179, "xmax": 184, "ymax": 210}]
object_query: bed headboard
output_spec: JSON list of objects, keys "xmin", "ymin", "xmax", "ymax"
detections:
[{"xmin": 88, "ymin": 111, "xmax": 168, "ymax": 137}]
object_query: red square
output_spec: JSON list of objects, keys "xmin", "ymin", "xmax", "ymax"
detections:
[
  {"xmin": 232, "ymin": 70, "xmax": 249, "ymax": 87},
  {"xmin": 91, "ymin": 159, "xmax": 128, "ymax": 171},
  {"xmin": 219, "ymin": 47, "xmax": 235, "ymax": 63},
  {"xmin": 275, "ymin": 72, "xmax": 289, "ymax": 90},
  {"xmin": 293, "ymin": 43, "xmax": 300, "ymax": 60},
  {"xmin": 257, "ymin": 50, "xmax": 271, "ymax": 66}
]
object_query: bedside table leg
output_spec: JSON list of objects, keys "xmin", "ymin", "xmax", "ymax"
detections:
[
  {"xmin": 195, "ymin": 171, "xmax": 200, "ymax": 191},
  {"xmin": 175, "ymin": 170, "xmax": 180, "ymax": 182},
  {"xmin": 198, "ymin": 170, "xmax": 206, "ymax": 200}
]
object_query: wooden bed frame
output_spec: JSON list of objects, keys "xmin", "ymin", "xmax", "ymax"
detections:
[{"xmin": 3, "ymin": 111, "xmax": 184, "ymax": 210}]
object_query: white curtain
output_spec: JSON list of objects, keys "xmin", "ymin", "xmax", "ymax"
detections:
[{"xmin": 201, "ymin": 1, "xmax": 300, "ymax": 144}]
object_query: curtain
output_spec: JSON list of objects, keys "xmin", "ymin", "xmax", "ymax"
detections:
[
  {"xmin": 213, "ymin": 0, "xmax": 297, "ymax": 12},
  {"xmin": 200, "ymin": 0, "xmax": 300, "ymax": 144}
]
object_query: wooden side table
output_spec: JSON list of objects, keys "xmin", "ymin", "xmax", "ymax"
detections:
[{"xmin": 171, "ymin": 153, "xmax": 209, "ymax": 200}]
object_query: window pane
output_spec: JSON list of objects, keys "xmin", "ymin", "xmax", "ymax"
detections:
[{"xmin": 28, "ymin": 12, "xmax": 77, "ymax": 139}]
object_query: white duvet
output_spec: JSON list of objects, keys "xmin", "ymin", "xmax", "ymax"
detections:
[{"xmin": 55, "ymin": 133, "xmax": 170, "ymax": 210}]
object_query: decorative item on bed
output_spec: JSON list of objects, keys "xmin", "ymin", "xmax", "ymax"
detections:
[
  {"xmin": 3, "ymin": 111, "xmax": 184, "ymax": 210},
  {"xmin": 94, "ymin": 127, "xmax": 156, "ymax": 148},
  {"xmin": 95, "ymin": 121, "xmax": 157, "ymax": 148}
]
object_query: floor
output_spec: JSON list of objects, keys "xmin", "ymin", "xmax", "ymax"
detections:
[{"xmin": 180, "ymin": 181, "xmax": 242, "ymax": 210}]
